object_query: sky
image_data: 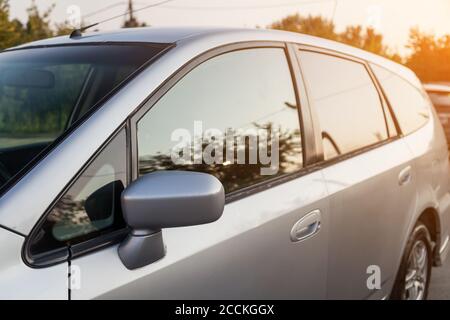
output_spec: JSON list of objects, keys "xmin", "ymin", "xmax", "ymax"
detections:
[{"xmin": 9, "ymin": 0, "xmax": 450, "ymax": 56}]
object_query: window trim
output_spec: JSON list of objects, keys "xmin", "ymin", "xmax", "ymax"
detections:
[
  {"xmin": 368, "ymin": 62, "xmax": 431, "ymax": 137},
  {"xmin": 286, "ymin": 43, "xmax": 319, "ymax": 165},
  {"xmin": 365, "ymin": 63, "xmax": 401, "ymax": 138},
  {"xmin": 23, "ymin": 124, "xmax": 130, "ymax": 268},
  {"xmin": 294, "ymin": 44, "xmax": 400, "ymax": 166},
  {"xmin": 129, "ymin": 41, "xmax": 313, "ymax": 203}
]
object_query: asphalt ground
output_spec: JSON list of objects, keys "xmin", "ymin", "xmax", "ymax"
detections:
[{"xmin": 429, "ymin": 254, "xmax": 450, "ymax": 299}]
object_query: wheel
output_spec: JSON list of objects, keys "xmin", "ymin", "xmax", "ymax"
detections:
[{"xmin": 391, "ymin": 222, "xmax": 433, "ymax": 300}]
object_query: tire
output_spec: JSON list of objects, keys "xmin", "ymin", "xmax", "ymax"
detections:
[{"xmin": 391, "ymin": 222, "xmax": 433, "ymax": 300}]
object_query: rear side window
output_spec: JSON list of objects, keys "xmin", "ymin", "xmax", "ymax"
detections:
[
  {"xmin": 371, "ymin": 64, "xmax": 430, "ymax": 135},
  {"xmin": 298, "ymin": 51, "xmax": 388, "ymax": 161},
  {"xmin": 136, "ymin": 48, "xmax": 303, "ymax": 194}
]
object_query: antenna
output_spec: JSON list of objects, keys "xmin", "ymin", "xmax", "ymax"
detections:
[
  {"xmin": 331, "ymin": 0, "xmax": 339, "ymax": 24},
  {"xmin": 70, "ymin": 22, "xmax": 99, "ymax": 38},
  {"xmin": 69, "ymin": 0, "xmax": 177, "ymax": 38}
]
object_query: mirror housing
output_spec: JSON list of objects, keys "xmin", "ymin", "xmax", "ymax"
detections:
[{"xmin": 118, "ymin": 171, "xmax": 225, "ymax": 270}]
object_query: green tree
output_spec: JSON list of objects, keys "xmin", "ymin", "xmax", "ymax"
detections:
[
  {"xmin": 405, "ymin": 28, "xmax": 450, "ymax": 82},
  {"xmin": 0, "ymin": 0, "xmax": 73, "ymax": 50},
  {"xmin": 54, "ymin": 22, "xmax": 73, "ymax": 36},
  {"xmin": 21, "ymin": 1, "xmax": 55, "ymax": 43},
  {"xmin": 339, "ymin": 25, "xmax": 401, "ymax": 62},
  {"xmin": 339, "ymin": 26, "xmax": 383, "ymax": 54},
  {"xmin": 0, "ymin": 0, "xmax": 22, "ymax": 49},
  {"xmin": 269, "ymin": 14, "xmax": 337, "ymax": 41},
  {"xmin": 268, "ymin": 14, "xmax": 400, "ymax": 62}
]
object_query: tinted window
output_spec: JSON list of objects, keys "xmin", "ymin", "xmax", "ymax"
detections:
[
  {"xmin": 0, "ymin": 44, "xmax": 165, "ymax": 193},
  {"xmin": 137, "ymin": 48, "xmax": 302, "ymax": 194},
  {"xmin": 29, "ymin": 129, "xmax": 127, "ymax": 258},
  {"xmin": 299, "ymin": 51, "xmax": 388, "ymax": 160},
  {"xmin": 371, "ymin": 64, "xmax": 430, "ymax": 135}
]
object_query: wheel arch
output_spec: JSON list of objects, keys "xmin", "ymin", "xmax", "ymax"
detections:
[{"xmin": 417, "ymin": 207, "xmax": 442, "ymax": 266}]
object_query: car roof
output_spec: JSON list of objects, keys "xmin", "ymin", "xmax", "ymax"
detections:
[
  {"xmin": 10, "ymin": 26, "xmax": 217, "ymax": 48},
  {"xmin": 8, "ymin": 26, "xmax": 422, "ymax": 89}
]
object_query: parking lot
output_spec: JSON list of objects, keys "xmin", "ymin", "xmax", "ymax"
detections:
[{"xmin": 429, "ymin": 253, "xmax": 450, "ymax": 299}]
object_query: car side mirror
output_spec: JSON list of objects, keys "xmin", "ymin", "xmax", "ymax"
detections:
[{"xmin": 118, "ymin": 171, "xmax": 225, "ymax": 270}]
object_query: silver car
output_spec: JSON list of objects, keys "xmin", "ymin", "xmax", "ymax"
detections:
[
  {"xmin": 424, "ymin": 83, "xmax": 450, "ymax": 148},
  {"xmin": 0, "ymin": 27, "xmax": 449, "ymax": 300}
]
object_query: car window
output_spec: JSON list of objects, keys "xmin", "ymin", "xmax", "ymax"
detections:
[
  {"xmin": 29, "ymin": 129, "xmax": 127, "ymax": 259},
  {"xmin": 298, "ymin": 51, "xmax": 388, "ymax": 161},
  {"xmin": 371, "ymin": 63, "xmax": 431, "ymax": 135},
  {"xmin": 136, "ymin": 48, "xmax": 303, "ymax": 194},
  {"xmin": 0, "ymin": 44, "xmax": 166, "ymax": 194}
]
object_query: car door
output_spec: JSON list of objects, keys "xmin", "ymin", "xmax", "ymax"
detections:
[
  {"xmin": 296, "ymin": 47, "xmax": 417, "ymax": 299},
  {"xmin": 55, "ymin": 43, "xmax": 331, "ymax": 299},
  {"xmin": 0, "ymin": 228, "xmax": 68, "ymax": 299}
]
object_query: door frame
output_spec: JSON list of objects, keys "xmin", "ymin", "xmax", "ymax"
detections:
[
  {"xmin": 292, "ymin": 43, "xmax": 402, "ymax": 166},
  {"xmin": 23, "ymin": 40, "xmax": 321, "ymax": 270},
  {"xmin": 128, "ymin": 41, "xmax": 319, "ymax": 203}
]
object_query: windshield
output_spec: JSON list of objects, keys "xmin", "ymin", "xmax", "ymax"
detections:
[{"xmin": 0, "ymin": 43, "xmax": 167, "ymax": 192}]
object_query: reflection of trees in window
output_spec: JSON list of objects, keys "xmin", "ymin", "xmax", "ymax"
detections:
[
  {"xmin": 0, "ymin": 65, "xmax": 89, "ymax": 135},
  {"xmin": 139, "ymin": 122, "xmax": 302, "ymax": 194},
  {"xmin": 49, "ymin": 195, "xmax": 96, "ymax": 241},
  {"xmin": 322, "ymin": 129, "xmax": 385, "ymax": 158},
  {"xmin": 46, "ymin": 179, "xmax": 125, "ymax": 242}
]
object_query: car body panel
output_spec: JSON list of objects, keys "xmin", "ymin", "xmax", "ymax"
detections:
[
  {"xmin": 71, "ymin": 171, "xmax": 329, "ymax": 299},
  {"xmin": 424, "ymin": 83, "xmax": 450, "ymax": 149},
  {"xmin": 401, "ymin": 105, "xmax": 450, "ymax": 265},
  {"xmin": 0, "ymin": 228, "xmax": 67, "ymax": 299},
  {"xmin": 322, "ymin": 138, "xmax": 417, "ymax": 299}
]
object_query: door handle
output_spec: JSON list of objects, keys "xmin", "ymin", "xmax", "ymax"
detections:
[
  {"xmin": 290, "ymin": 210, "xmax": 321, "ymax": 242},
  {"xmin": 398, "ymin": 166, "xmax": 412, "ymax": 186}
]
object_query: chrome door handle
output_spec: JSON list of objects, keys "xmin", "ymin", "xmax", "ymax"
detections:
[
  {"xmin": 398, "ymin": 166, "xmax": 412, "ymax": 186},
  {"xmin": 290, "ymin": 210, "xmax": 321, "ymax": 242}
]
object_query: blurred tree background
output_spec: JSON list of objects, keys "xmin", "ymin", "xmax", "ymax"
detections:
[
  {"xmin": 0, "ymin": 0, "xmax": 71, "ymax": 50},
  {"xmin": 269, "ymin": 14, "xmax": 398, "ymax": 63},
  {"xmin": 269, "ymin": 13, "xmax": 448, "ymax": 83},
  {"xmin": 405, "ymin": 28, "xmax": 450, "ymax": 83},
  {"xmin": 0, "ymin": 0, "xmax": 449, "ymax": 83}
]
